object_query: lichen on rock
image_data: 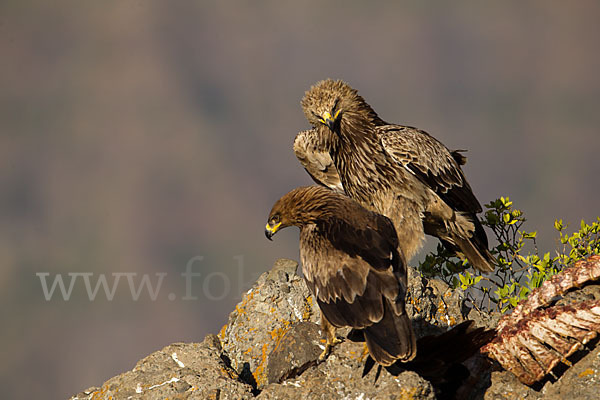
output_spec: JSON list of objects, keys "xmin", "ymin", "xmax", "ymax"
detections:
[{"xmin": 70, "ymin": 257, "xmax": 600, "ymax": 400}]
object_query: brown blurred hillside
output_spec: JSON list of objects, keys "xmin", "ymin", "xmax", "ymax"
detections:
[{"xmin": 1, "ymin": 1, "xmax": 599, "ymax": 399}]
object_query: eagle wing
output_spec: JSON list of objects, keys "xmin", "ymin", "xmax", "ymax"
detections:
[
  {"xmin": 378, "ymin": 125, "xmax": 482, "ymax": 213},
  {"xmin": 294, "ymin": 129, "xmax": 344, "ymax": 193},
  {"xmin": 300, "ymin": 209, "xmax": 415, "ymax": 363}
]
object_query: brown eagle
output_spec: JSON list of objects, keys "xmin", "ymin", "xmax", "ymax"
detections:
[
  {"xmin": 265, "ymin": 186, "xmax": 416, "ymax": 365},
  {"xmin": 298, "ymin": 79, "xmax": 494, "ymax": 272}
]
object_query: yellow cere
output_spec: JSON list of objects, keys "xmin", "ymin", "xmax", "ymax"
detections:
[{"xmin": 266, "ymin": 222, "xmax": 281, "ymax": 233}]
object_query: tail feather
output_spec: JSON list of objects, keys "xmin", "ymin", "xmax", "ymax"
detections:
[
  {"xmin": 451, "ymin": 213, "xmax": 495, "ymax": 272},
  {"xmin": 423, "ymin": 206, "xmax": 495, "ymax": 272},
  {"xmin": 363, "ymin": 300, "xmax": 416, "ymax": 365}
]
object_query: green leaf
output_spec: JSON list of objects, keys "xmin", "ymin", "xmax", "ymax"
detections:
[
  {"xmin": 451, "ymin": 276, "xmax": 459, "ymax": 289},
  {"xmin": 554, "ymin": 219, "xmax": 564, "ymax": 231}
]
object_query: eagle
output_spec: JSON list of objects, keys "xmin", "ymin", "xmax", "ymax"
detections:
[
  {"xmin": 298, "ymin": 79, "xmax": 494, "ymax": 272},
  {"xmin": 265, "ymin": 185, "xmax": 416, "ymax": 365}
]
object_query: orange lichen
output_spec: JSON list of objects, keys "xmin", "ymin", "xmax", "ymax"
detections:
[
  {"xmin": 218, "ymin": 324, "xmax": 227, "ymax": 340},
  {"xmin": 220, "ymin": 366, "xmax": 238, "ymax": 380},
  {"xmin": 579, "ymin": 368, "xmax": 595, "ymax": 378},
  {"xmin": 251, "ymin": 343, "xmax": 269, "ymax": 386},
  {"xmin": 269, "ymin": 319, "xmax": 292, "ymax": 353},
  {"xmin": 234, "ymin": 290, "xmax": 256, "ymax": 317},
  {"xmin": 89, "ymin": 385, "xmax": 112, "ymax": 400},
  {"xmin": 437, "ymin": 300, "xmax": 447, "ymax": 312},
  {"xmin": 270, "ymin": 319, "xmax": 291, "ymax": 341},
  {"xmin": 250, "ymin": 318, "xmax": 296, "ymax": 387},
  {"xmin": 397, "ymin": 386, "xmax": 418, "ymax": 399}
]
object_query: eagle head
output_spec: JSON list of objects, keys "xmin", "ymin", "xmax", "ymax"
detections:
[
  {"xmin": 301, "ymin": 79, "xmax": 380, "ymax": 134},
  {"xmin": 265, "ymin": 186, "xmax": 338, "ymax": 240},
  {"xmin": 301, "ymin": 79, "xmax": 352, "ymax": 133},
  {"xmin": 265, "ymin": 212, "xmax": 284, "ymax": 240},
  {"xmin": 265, "ymin": 194, "xmax": 296, "ymax": 240}
]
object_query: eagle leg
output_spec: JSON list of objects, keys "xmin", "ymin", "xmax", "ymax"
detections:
[{"xmin": 319, "ymin": 313, "xmax": 342, "ymax": 361}]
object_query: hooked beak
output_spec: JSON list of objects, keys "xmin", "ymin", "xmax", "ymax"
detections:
[
  {"xmin": 265, "ymin": 222, "xmax": 282, "ymax": 241},
  {"xmin": 321, "ymin": 110, "xmax": 341, "ymax": 132}
]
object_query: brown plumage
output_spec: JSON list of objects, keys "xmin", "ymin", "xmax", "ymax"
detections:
[
  {"xmin": 293, "ymin": 129, "xmax": 343, "ymax": 193},
  {"xmin": 265, "ymin": 186, "xmax": 416, "ymax": 365},
  {"xmin": 298, "ymin": 79, "xmax": 494, "ymax": 272}
]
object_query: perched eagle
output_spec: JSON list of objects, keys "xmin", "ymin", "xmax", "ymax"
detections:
[
  {"xmin": 299, "ymin": 79, "xmax": 494, "ymax": 272},
  {"xmin": 265, "ymin": 186, "xmax": 416, "ymax": 365}
]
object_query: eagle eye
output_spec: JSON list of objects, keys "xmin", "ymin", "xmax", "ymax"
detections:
[{"xmin": 270, "ymin": 214, "xmax": 280, "ymax": 224}]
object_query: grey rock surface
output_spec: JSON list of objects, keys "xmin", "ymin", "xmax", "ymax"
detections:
[
  {"xmin": 406, "ymin": 266, "xmax": 471, "ymax": 337},
  {"xmin": 265, "ymin": 321, "xmax": 323, "ymax": 385},
  {"xmin": 259, "ymin": 334, "xmax": 435, "ymax": 400},
  {"xmin": 217, "ymin": 258, "xmax": 321, "ymax": 389},
  {"xmin": 541, "ymin": 342, "xmax": 600, "ymax": 399},
  {"xmin": 70, "ymin": 335, "xmax": 254, "ymax": 400},
  {"xmin": 70, "ymin": 258, "xmax": 600, "ymax": 399},
  {"xmin": 484, "ymin": 370, "xmax": 542, "ymax": 400}
]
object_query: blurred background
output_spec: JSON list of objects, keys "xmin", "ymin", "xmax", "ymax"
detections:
[{"xmin": 1, "ymin": 1, "xmax": 599, "ymax": 398}]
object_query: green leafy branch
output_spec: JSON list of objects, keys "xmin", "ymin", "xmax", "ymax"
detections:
[{"xmin": 418, "ymin": 196, "xmax": 600, "ymax": 313}]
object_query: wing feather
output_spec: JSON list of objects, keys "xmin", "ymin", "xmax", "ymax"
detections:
[
  {"xmin": 379, "ymin": 125, "xmax": 482, "ymax": 213},
  {"xmin": 294, "ymin": 129, "xmax": 344, "ymax": 193},
  {"xmin": 299, "ymin": 212, "xmax": 406, "ymax": 328}
]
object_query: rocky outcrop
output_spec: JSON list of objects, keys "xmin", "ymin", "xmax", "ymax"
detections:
[
  {"xmin": 70, "ymin": 258, "xmax": 600, "ymax": 400},
  {"xmin": 70, "ymin": 336, "xmax": 255, "ymax": 400},
  {"xmin": 217, "ymin": 258, "xmax": 321, "ymax": 390}
]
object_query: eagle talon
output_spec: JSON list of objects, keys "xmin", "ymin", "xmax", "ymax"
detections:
[{"xmin": 318, "ymin": 337, "xmax": 343, "ymax": 362}]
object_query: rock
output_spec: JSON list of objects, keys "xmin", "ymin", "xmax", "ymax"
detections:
[
  {"xmin": 69, "ymin": 257, "xmax": 600, "ymax": 399},
  {"xmin": 259, "ymin": 337, "xmax": 435, "ymax": 400},
  {"xmin": 265, "ymin": 321, "xmax": 323, "ymax": 384},
  {"xmin": 466, "ymin": 307, "xmax": 501, "ymax": 331},
  {"xmin": 485, "ymin": 370, "xmax": 542, "ymax": 400},
  {"xmin": 217, "ymin": 258, "xmax": 321, "ymax": 389},
  {"xmin": 556, "ymin": 283, "xmax": 600, "ymax": 306},
  {"xmin": 406, "ymin": 266, "xmax": 470, "ymax": 338},
  {"xmin": 541, "ymin": 341, "xmax": 600, "ymax": 399},
  {"xmin": 485, "ymin": 333, "xmax": 600, "ymax": 400},
  {"xmin": 70, "ymin": 335, "xmax": 253, "ymax": 400}
]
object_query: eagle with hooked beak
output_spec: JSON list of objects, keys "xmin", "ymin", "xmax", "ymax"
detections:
[
  {"xmin": 265, "ymin": 186, "xmax": 416, "ymax": 365},
  {"xmin": 297, "ymin": 79, "xmax": 494, "ymax": 272}
]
